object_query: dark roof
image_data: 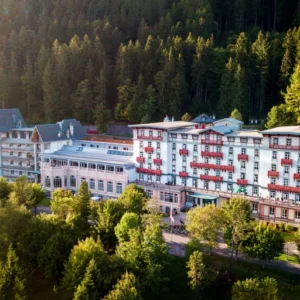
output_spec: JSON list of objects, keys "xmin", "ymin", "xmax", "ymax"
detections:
[
  {"xmin": 192, "ymin": 113, "xmax": 216, "ymax": 124},
  {"xmin": 35, "ymin": 119, "xmax": 86, "ymax": 142},
  {"xmin": 0, "ymin": 109, "xmax": 27, "ymax": 132}
]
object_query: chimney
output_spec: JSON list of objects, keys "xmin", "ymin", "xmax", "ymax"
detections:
[
  {"xmin": 213, "ymin": 114, "xmax": 215, "ymax": 120},
  {"xmin": 164, "ymin": 115, "xmax": 170, "ymax": 122},
  {"xmin": 70, "ymin": 123, "xmax": 74, "ymax": 136},
  {"xmin": 66, "ymin": 130, "xmax": 70, "ymax": 138},
  {"xmin": 171, "ymin": 116, "xmax": 175, "ymax": 122}
]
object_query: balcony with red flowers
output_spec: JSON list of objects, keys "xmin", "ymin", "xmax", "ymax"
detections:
[
  {"xmin": 281, "ymin": 158, "xmax": 293, "ymax": 166},
  {"xmin": 190, "ymin": 162, "xmax": 234, "ymax": 172},
  {"xmin": 268, "ymin": 171, "xmax": 279, "ymax": 177},
  {"xmin": 200, "ymin": 175, "xmax": 223, "ymax": 182},
  {"xmin": 136, "ymin": 157, "xmax": 145, "ymax": 163},
  {"xmin": 237, "ymin": 154, "xmax": 248, "ymax": 161},
  {"xmin": 237, "ymin": 179, "xmax": 248, "ymax": 185},
  {"xmin": 200, "ymin": 139, "xmax": 223, "ymax": 145},
  {"xmin": 137, "ymin": 135, "xmax": 162, "ymax": 141},
  {"xmin": 153, "ymin": 158, "xmax": 162, "ymax": 165},
  {"xmin": 144, "ymin": 147, "xmax": 154, "ymax": 153},
  {"xmin": 136, "ymin": 168, "xmax": 162, "ymax": 176},
  {"xmin": 179, "ymin": 171, "xmax": 188, "ymax": 177},
  {"xmin": 294, "ymin": 174, "xmax": 300, "ymax": 180},
  {"xmin": 267, "ymin": 184, "xmax": 300, "ymax": 193},
  {"xmin": 201, "ymin": 151, "xmax": 223, "ymax": 158},
  {"xmin": 179, "ymin": 149, "xmax": 189, "ymax": 155}
]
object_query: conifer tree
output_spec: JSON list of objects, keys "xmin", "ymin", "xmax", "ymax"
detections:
[{"xmin": 94, "ymin": 103, "xmax": 111, "ymax": 134}]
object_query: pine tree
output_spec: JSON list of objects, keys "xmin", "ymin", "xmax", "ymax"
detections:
[
  {"xmin": 265, "ymin": 104, "xmax": 296, "ymax": 128},
  {"xmin": 94, "ymin": 69, "xmax": 108, "ymax": 106},
  {"xmin": 94, "ymin": 103, "xmax": 111, "ymax": 133},
  {"xmin": 75, "ymin": 181, "xmax": 91, "ymax": 222}
]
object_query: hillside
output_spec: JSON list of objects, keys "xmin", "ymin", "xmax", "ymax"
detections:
[{"xmin": 0, "ymin": 0, "xmax": 299, "ymax": 124}]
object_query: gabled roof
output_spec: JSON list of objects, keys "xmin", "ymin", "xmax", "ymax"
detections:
[
  {"xmin": 261, "ymin": 126, "xmax": 300, "ymax": 136},
  {"xmin": 0, "ymin": 109, "xmax": 27, "ymax": 132},
  {"xmin": 34, "ymin": 119, "xmax": 86, "ymax": 142},
  {"xmin": 191, "ymin": 113, "xmax": 216, "ymax": 124},
  {"xmin": 214, "ymin": 117, "xmax": 244, "ymax": 125}
]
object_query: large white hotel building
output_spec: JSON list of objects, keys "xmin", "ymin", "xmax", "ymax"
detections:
[{"xmin": 1, "ymin": 109, "xmax": 300, "ymax": 225}]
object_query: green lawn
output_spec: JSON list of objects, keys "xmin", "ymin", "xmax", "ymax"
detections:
[
  {"xmin": 39, "ymin": 198, "xmax": 51, "ymax": 206},
  {"xmin": 275, "ymin": 253, "xmax": 299, "ymax": 264}
]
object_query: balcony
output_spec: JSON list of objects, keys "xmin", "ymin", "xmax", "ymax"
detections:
[
  {"xmin": 268, "ymin": 171, "xmax": 279, "ymax": 178},
  {"xmin": 238, "ymin": 154, "xmax": 248, "ymax": 161},
  {"xmin": 200, "ymin": 175, "xmax": 223, "ymax": 182},
  {"xmin": 136, "ymin": 157, "xmax": 145, "ymax": 163},
  {"xmin": 294, "ymin": 174, "xmax": 300, "ymax": 180},
  {"xmin": 281, "ymin": 158, "xmax": 293, "ymax": 166},
  {"xmin": 137, "ymin": 135, "xmax": 162, "ymax": 141},
  {"xmin": 179, "ymin": 171, "xmax": 188, "ymax": 178},
  {"xmin": 267, "ymin": 184, "xmax": 300, "ymax": 194},
  {"xmin": 201, "ymin": 139, "xmax": 223, "ymax": 145},
  {"xmin": 153, "ymin": 158, "xmax": 162, "ymax": 165},
  {"xmin": 237, "ymin": 179, "xmax": 248, "ymax": 185},
  {"xmin": 179, "ymin": 149, "xmax": 189, "ymax": 155},
  {"xmin": 136, "ymin": 168, "xmax": 162, "ymax": 176},
  {"xmin": 269, "ymin": 144, "xmax": 300, "ymax": 150},
  {"xmin": 144, "ymin": 147, "xmax": 154, "ymax": 153},
  {"xmin": 190, "ymin": 162, "xmax": 234, "ymax": 172},
  {"xmin": 201, "ymin": 151, "xmax": 223, "ymax": 158}
]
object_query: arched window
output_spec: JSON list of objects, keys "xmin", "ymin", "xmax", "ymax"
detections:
[
  {"xmin": 45, "ymin": 176, "xmax": 51, "ymax": 188},
  {"xmin": 53, "ymin": 176, "xmax": 62, "ymax": 188},
  {"xmin": 70, "ymin": 175, "xmax": 76, "ymax": 187}
]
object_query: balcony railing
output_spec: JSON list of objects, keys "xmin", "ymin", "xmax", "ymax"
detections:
[
  {"xmin": 136, "ymin": 157, "xmax": 145, "ymax": 163},
  {"xmin": 237, "ymin": 179, "xmax": 248, "ymax": 185},
  {"xmin": 179, "ymin": 149, "xmax": 189, "ymax": 155},
  {"xmin": 200, "ymin": 139, "xmax": 223, "ymax": 145},
  {"xmin": 144, "ymin": 147, "xmax": 154, "ymax": 153},
  {"xmin": 179, "ymin": 171, "xmax": 188, "ymax": 178},
  {"xmin": 190, "ymin": 162, "xmax": 234, "ymax": 172},
  {"xmin": 200, "ymin": 175, "xmax": 223, "ymax": 182},
  {"xmin": 153, "ymin": 158, "xmax": 162, "ymax": 165},
  {"xmin": 281, "ymin": 158, "xmax": 293, "ymax": 166},
  {"xmin": 268, "ymin": 171, "xmax": 279, "ymax": 178},
  {"xmin": 269, "ymin": 144, "xmax": 300, "ymax": 150},
  {"xmin": 136, "ymin": 168, "xmax": 162, "ymax": 176},
  {"xmin": 237, "ymin": 154, "xmax": 248, "ymax": 161},
  {"xmin": 201, "ymin": 151, "xmax": 223, "ymax": 158},
  {"xmin": 137, "ymin": 135, "xmax": 162, "ymax": 141},
  {"xmin": 267, "ymin": 184, "xmax": 300, "ymax": 193},
  {"xmin": 294, "ymin": 174, "xmax": 300, "ymax": 180}
]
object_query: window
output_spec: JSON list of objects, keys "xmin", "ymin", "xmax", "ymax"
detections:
[
  {"xmin": 181, "ymin": 178, "xmax": 187, "ymax": 186},
  {"xmin": 70, "ymin": 161, "xmax": 79, "ymax": 167},
  {"xmin": 70, "ymin": 176, "xmax": 76, "ymax": 187},
  {"xmin": 116, "ymin": 167, "xmax": 123, "ymax": 173},
  {"xmin": 171, "ymin": 134, "xmax": 177, "ymax": 139},
  {"xmin": 269, "ymin": 207, "xmax": 275, "ymax": 216},
  {"xmin": 228, "ymin": 183, "xmax": 232, "ymax": 191},
  {"xmin": 148, "ymin": 153, "xmax": 152, "ymax": 159},
  {"xmin": 286, "ymin": 138, "xmax": 291, "ymax": 146},
  {"xmin": 107, "ymin": 181, "xmax": 113, "ymax": 193},
  {"xmin": 297, "ymin": 180, "xmax": 300, "ymax": 188},
  {"xmin": 296, "ymin": 194, "xmax": 300, "ymax": 202},
  {"xmin": 182, "ymin": 144, "xmax": 187, "ymax": 150},
  {"xmin": 241, "ymin": 161, "xmax": 246, "ymax": 168},
  {"xmin": 172, "ymin": 168, "xmax": 176, "ymax": 173},
  {"xmin": 89, "ymin": 179, "xmax": 95, "ymax": 190},
  {"xmin": 228, "ymin": 172, "xmax": 232, "ymax": 179},
  {"xmin": 157, "ymin": 142, "xmax": 161, "ymax": 150},
  {"xmin": 254, "ymin": 139, "xmax": 261, "ymax": 144},
  {"xmin": 192, "ymin": 135, "xmax": 199, "ymax": 141},
  {"xmin": 45, "ymin": 176, "xmax": 51, "ymax": 187},
  {"xmin": 80, "ymin": 162, "xmax": 87, "ymax": 168},
  {"xmin": 216, "ymin": 158, "xmax": 221, "ymax": 165},
  {"xmin": 253, "ymin": 187, "xmax": 258, "ymax": 195},
  {"xmin": 193, "ymin": 156, "xmax": 197, "ymax": 162},
  {"xmin": 182, "ymin": 134, "xmax": 187, "ymax": 140},
  {"xmin": 192, "ymin": 179, "xmax": 197, "ymax": 188},
  {"xmin": 204, "ymin": 169, "xmax": 209, "ymax": 175},
  {"xmin": 253, "ymin": 174, "xmax": 258, "ymax": 183},
  {"xmin": 241, "ymin": 148, "xmax": 246, "ymax": 155},
  {"xmin": 228, "ymin": 160, "xmax": 233, "ymax": 166},
  {"xmin": 297, "ymin": 167, "xmax": 300, "ymax": 174},
  {"xmin": 139, "ymin": 174, "xmax": 144, "ymax": 181},
  {"xmin": 89, "ymin": 163, "xmax": 96, "ymax": 169},
  {"xmin": 205, "ymin": 145, "xmax": 209, "ymax": 152},
  {"xmin": 18, "ymin": 152, "xmax": 21, "ymax": 157},
  {"xmin": 193, "ymin": 168, "xmax": 197, "ymax": 176},
  {"xmin": 254, "ymin": 162, "xmax": 259, "ymax": 171},
  {"xmin": 81, "ymin": 177, "xmax": 86, "ymax": 183},
  {"xmin": 116, "ymin": 183, "xmax": 122, "ymax": 194},
  {"xmin": 216, "ymin": 146, "xmax": 221, "ymax": 153},
  {"xmin": 183, "ymin": 155, "xmax": 187, "ymax": 162},
  {"xmin": 204, "ymin": 181, "xmax": 209, "ymax": 189},
  {"xmin": 139, "ymin": 141, "xmax": 143, "ymax": 148},
  {"xmin": 272, "ymin": 151, "xmax": 277, "ymax": 159},
  {"xmin": 146, "ymin": 190, "xmax": 153, "ymax": 198},
  {"xmin": 139, "ymin": 129, "xmax": 144, "ymax": 136},
  {"xmin": 271, "ymin": 164, "xmax": 277, "ymax": 171},
  {"xmin": 270, "ymin": 191, "xmax": 276, "ymax": 198},
  {"xmin": 183, "ymin": 166, "xmax": 187, "ymax": 172},
  {"xmin": 149, "ymin": 130, "xmax": 153, "ymax": 137},
  {"xmin": 205, "ymin": 134, "xmax": 209, "ymax": 140},
  {"xmin": 148, "ymin": 141, "xmax": 152, "ymax": 147},
  {"xmin": 296, "ymin": 211, "xmax": 300, "ymax": 220},
  {"xmin": 107, "ymin": 165, "xmax": 114, "ymax": 172},
  {"xmin": 217, "ymin": 135, "xmax": 221, "ymax": 141},
  {"xmin": 273, "ymin": 138, "xmax": 278, "ymax": 145},
  {"xmin": 271, "ymin": 177, "xmax": 276, "ymax": 184},
  {"xmin": 156, "ymin": 176, "xmax": 161, "ymax": 183},
  {"xmin": 172, "ymin": 143, "xmax": 176, "ymax": 150},
  {"xmin": 254, "ymin": 149, "xmax": 259, "ymax": 157},
  {"xmin": 9, "ymin": 151, "xmax": 13, "ymax": 156},
  {"xmin": 228, "ymin": 137, "xmax": 235, "ymax": 142},
  {"xmin": 241, "ymin": 138, "xmax": 247, "ymax": 143},
  {"xmin": 283, "ymin": 192, "xmax": 289, "ymax": 200},
  {"xmin": 19, "ymin": 171, "xmax": 23, "ymax": 176},
  {"xmin": 283, "ymin": 179, "xmax": 289, "ymax": 186},
  {"xmin": 204, "ymin": 157, "xmax": 209, "ymax": 163},
  {"xmin": 284, "ymin": 166, "xmax": 290, "ymax": 174},
  {"xmin": 252, "ymin": 203, "xmax": 258, "ymax": 212},
  {"xmin": 216, "ymin": 170, "xmax": 221, "ymax": 177},
  {"xmin": 193, "ymin": 145, "xmax": 197, "ymax": 152},
  {"xmin": 148, "ymin": 163, "xmax": 152, "ymax": 169},
  {"xmin": 229, "ymin": 147, "xmax": 233, "ymax": 155},
  {"xmin": 285, "ymin": 152, "xmax": 290, "ymax": 159},
  {"xmin": 158, "ymin": 131, "xmax": 162, "ymax": 137},
  {"xmin": 215, "ymin": 182, "xmax": 221, "ymax": 190},
  {"xmin": 53, "ymin": 176, "xmax": 62, "ymax": 188},
  {"xmin": 241, "ymin": 173, "xmax": 245, "ymax": 180}
]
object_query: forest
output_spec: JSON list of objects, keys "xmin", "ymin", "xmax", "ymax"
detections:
[{"xmin": 0, "ymin": 0, "xmax": 300, "ymax": 125}]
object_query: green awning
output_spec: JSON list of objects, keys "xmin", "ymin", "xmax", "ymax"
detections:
[{"xmin": 187, "ymin": 193, "xmax": 218, "ymax": 200}]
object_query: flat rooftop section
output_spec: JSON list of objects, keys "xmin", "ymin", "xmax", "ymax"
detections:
[
  {"xmin": 82, "ymin": 136, "xmax": 133, "ymax": 145},
  {"xmin": 169, "ymin": 127, "xmax": 202, "ymax": 134},
  {"xmin": 261, "ymin": 126, "xmax": 300, "ymax": 136},
  {"xmin": 44, "ymin": 145, "xmax": 135, "ymax": 166},
  {"xmin": 129, "ymin": 121, "xmax": 197, "ymax": 130},
  {"xmin": 227, "ymin": 130, "xmax": 263, "ymax": 138}
]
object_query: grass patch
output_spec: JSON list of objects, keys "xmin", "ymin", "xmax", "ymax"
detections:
[
  {"xmin": 40, "ymin": 198, "xmax": 51, "ymax": 206},
  {"xmin": 275, "ymin": 253, "xmax": 299, "ymax": 264}
]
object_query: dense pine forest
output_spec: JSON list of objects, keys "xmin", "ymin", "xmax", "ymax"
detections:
[{"xmin": 0, "ymin": 0, "xmax": 300, "ymax": 124}]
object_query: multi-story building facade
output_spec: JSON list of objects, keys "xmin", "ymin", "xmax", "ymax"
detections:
[
  {"xmin": 130, "ymin": 117, "xmax": 300, "ymax": 225},
  {"xmin": 40, "ymin": 139, "xmax": 136, "ymax": 199}
]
